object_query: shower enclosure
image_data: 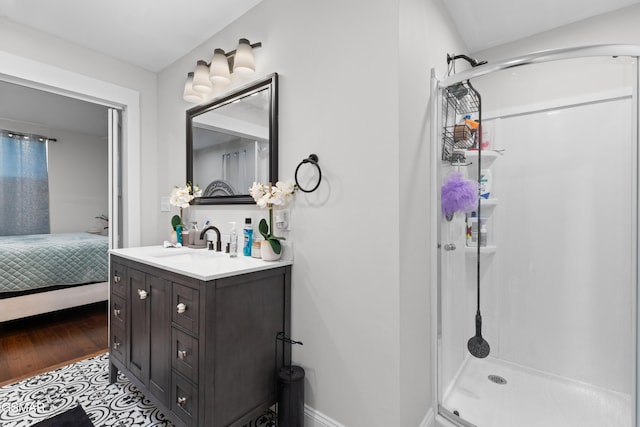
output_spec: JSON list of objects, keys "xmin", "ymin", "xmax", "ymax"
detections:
[{"xmin": 431, "ymin": 45, "xmax": 640, "ymax": 427}]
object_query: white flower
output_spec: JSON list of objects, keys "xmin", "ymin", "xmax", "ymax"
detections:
[
  {"xmin": 170, "ymin": 185, "xmax": 196, "ymax": 208},
  {"xmin": 249, "ymin": 181, "xmax": 296, "ymax": 208},
  {"xmin": 249, "ymin": 182, "xmax": 266, "ymax": 201}
]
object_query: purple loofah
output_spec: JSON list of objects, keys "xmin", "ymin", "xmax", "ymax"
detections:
[{"xmin": 441, "ymin": 172, "xmax": 478, "ymax": 218}]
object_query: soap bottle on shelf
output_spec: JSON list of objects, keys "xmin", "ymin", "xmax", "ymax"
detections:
[
  {"xmin": 466, "ymin": 212, "xmax": 477, "ymax": 247},
  {"xmin": 243, "ymin": 218, "xmax": 253, "ymax": 256},
  {"xmin": 479, "ymin": 223, "xmax": 488, "ymax": 247},
  {"xmin": 229, "ymin": 222, "xmax": 238, "ymax": 257},
  {"xmin": 479, "ymin": 169, "xmax": 492, "ymax": 199}
]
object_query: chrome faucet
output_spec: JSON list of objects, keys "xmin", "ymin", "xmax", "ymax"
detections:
[{"xmin": 200, "ymin": 226, "xmax": 222, "ymax": 251}]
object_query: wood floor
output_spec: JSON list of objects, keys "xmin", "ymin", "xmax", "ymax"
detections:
[{"xmin": 0, "ymin": 301, "xmax": 108, "ymax": 387}]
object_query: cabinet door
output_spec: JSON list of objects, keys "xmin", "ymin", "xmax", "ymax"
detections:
[
  {"xmin": 147, "ymin": 273, "xmax": 171, "ymax": 405},
  {"xmin": 127, "ymin": 267, "xmax": 148, "ymax": 383}
]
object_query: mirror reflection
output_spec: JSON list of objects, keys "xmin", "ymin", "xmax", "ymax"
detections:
[{"xmin": 187, "ymin": 74, "xmax": 277, "ymax": 204}]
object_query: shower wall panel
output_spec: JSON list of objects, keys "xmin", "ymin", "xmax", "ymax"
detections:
[{"xmin": 489, "ymin": 97, "xmax": 633, "ymax": 393}]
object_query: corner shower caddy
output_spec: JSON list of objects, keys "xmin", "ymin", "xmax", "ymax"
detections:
[{"xmin": 442, "ymin": 80, "xmax": 499, "ymax": 253}]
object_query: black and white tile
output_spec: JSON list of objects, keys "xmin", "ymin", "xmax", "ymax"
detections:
[{"xmin": 0, "ymin": 353, "xmax": 174, "ymax": 426}]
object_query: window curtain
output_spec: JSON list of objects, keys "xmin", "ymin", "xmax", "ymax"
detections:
[{"xmin": 0, "ymin": 132, "xmax": 50, "ymax": 236}]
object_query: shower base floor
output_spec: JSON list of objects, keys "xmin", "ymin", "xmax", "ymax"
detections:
[{"xmin": 442, "ymin": 356, "xmax": 631, "ymax": 427}]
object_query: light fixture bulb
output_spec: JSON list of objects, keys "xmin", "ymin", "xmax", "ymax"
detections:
[
  {"xmin": 209, "ymin": 48, "xmax": 231, "ymax": 85},
  {"xmin": 233, "ymin": 38, "xmax": 256, "ymax": 77},
  {"xmin": 183, "ymin": 72, "xmax": 203, "ymax": 103},
  {"xmin": 192, "ymin": 60, "xmax": 213, "ymax": 93}
]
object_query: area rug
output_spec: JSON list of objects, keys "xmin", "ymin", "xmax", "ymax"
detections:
[
  {"xmin": 32, "ymin": 405, "xmax": 93, "ymax": 427},
  {"xmin": 0, "ymin": 353, "xmax": 174, "ymax": 426}
]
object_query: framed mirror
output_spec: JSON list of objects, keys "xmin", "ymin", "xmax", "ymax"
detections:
[{"xmin": 187, "ymin": 73, "xmax": 278, "ymax": 204}]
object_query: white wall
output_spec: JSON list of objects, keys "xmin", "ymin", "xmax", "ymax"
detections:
[
  {"xmin": 157, "ymin": 0, "xmax": 465, "ymax": 425},
  {"xmin": 0, "ymin": 118, "xmax": 109, "ymax": 234}
]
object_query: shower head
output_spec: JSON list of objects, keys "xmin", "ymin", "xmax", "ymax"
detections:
[
  {"xmin": 468, "ymin": 335, "xmax": 490, "ymax": 358},
  {"xmin": 467, "ymin": 313, "xmax": 490, "ymax": 358}
]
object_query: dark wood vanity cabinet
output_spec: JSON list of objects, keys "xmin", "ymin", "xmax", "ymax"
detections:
[{"xmin": 108, "ymin": 255, "xmax": 291, "ymax": 427}]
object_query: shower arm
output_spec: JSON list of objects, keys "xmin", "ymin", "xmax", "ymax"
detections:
[{"xmin": 446, "ymin": 53, "xmax": 488, "ymax": 68}]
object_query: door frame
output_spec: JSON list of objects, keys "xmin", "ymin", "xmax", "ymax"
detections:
[{"xmin": 0, "ymin": 50, "xmax": 141, "ymax": 247}]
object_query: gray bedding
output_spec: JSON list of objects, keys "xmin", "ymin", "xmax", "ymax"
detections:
[{"xmin": 0, "ymin": 232, "xmax": 108, "ymax": 294}]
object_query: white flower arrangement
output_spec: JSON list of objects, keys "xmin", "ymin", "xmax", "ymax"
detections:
[
  {"xmin": 169, "ymin": 183, "xmax": 201, "ymax": 229},
  {"xmin": 170, "ymin": 183, "xmax": 202, "ymax": 209},
  {"xmin": 249, "ymin": 181, "xmax": 296, "ymax": 254},
  {"xmin": 249, "ymin": 181, "xmax": 296, "ymax": 208}
]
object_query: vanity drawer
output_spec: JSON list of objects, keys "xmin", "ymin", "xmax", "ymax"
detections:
[
  {"xmin": 172, "ymin": 283, "xmax": 199, "ymax": 335},
  {"xmin": 172, "ymin": 372, "xmax": 198, "ymax": 427},
  {"xmin": 110, "ymin": 294, "xmax": 126, "ymax": 330},
  {"xmin": 110, "ymin": 324, "xmax": 126, "ymax": 363},
  {"xmin": 110, "ymin": 262, "xmax": 126, "ymax": 298},
  {"xmin": 172, "ymin": 328, "xmax": 199, "ymax": 384}
]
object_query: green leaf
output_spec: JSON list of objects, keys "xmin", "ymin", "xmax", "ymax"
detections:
[
  {"xmin": 259, "ymin": 218, "xmax": 269, "ymax": 239},
  {"xmin": 171, "ymin": 215, "xmax": 182, "ymax": 231},
  {"xmin": 268, "ymin": 238, "xmax": 282, "ymax": 254}
]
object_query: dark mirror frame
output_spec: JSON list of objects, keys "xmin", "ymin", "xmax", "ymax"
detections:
[{"xmin": 186, "ymin": 73, "xmax": 278, "ymax": 205}]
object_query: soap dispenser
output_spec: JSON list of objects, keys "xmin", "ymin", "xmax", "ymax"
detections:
[{"xmin": 229, "ymin": 222, "xmax": 238, "ymax": 257}]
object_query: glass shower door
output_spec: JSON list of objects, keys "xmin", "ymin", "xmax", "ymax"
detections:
[{"xmin": 436, "ymin": 55, "xmax": 638, "ymax": 427}]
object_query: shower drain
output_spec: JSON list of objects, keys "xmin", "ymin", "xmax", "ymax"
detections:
[{"xmin": 488, "ymin": 374, "xmax": 507, "ymax": 385}]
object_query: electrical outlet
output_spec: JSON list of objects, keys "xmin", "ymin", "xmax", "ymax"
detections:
[
  {"xmin": 275, "ymin": 209, "xmax": 289, "ymax": 231},
  {"xmin": 160, "ymin": 197, "xmax": 170, "ymax": 212}
]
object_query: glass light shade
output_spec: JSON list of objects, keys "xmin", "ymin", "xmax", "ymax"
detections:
[
  {"xmin": 233, "ymin": 38, "xmax": 255, "ymax": 77},
  {"xmin": 192, "ymin": 60, "xmax": 213, "ymax": 93},
  {"xmin": 183, "ymin": 72, "xmax": 203, "ymax": 103},
  {"xmin": 209, "ymin": 48, "xmax": 231, "ymax": 84}
]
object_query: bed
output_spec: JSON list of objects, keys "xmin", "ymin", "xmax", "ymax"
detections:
[{"xmin": 0, "ymin": 232, "xmax": 109, "ymax": 322}]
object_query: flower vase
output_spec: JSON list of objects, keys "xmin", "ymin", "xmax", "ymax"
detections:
[{"xmin": 261, "ymin": 240, "xmax": 282, "ymax": 261}]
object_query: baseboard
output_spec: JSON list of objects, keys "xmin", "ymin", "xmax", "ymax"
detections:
[
  {"xmin": 420, "ymin": 408, "xmax": 435, "ymax": 427},
  {"xmin": 303, "ymin": 404, "xmax": 344, "ymax": 427}
]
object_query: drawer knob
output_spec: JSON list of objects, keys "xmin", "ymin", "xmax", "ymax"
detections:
[
  {"xmin": 113, "ymin": 308, "xmax": 121, "ymax": 317},
  {"xmin": 176, "ymin": 303, "xmax": 186, "ymax": 314},
  {"xmin": 178, "ymin": 350, "xmax": 187, "ymax": 360},
  {"xmin": 177, "ymin": 396, "xmax": 187, "ymax": 407},
  {"xmin": 113, "ymin": 341, "xmax": 120, "ymax": 349},
  {"xmin": 138, "ymin": 289, "xmax": 148, "ymax": 300},
  {"xmin": 114, "ymin": 275, "xmax": 121, "ymax": 284}
]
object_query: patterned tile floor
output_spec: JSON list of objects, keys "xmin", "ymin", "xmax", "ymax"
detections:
[{"xmin": 0, "ymin": 353, "xmax": 174, "ymax": 426}]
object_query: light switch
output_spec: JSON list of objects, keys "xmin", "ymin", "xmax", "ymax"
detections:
[{"xmin": 160, "ymin": 197, "xmax": 170, "ymax": 212}]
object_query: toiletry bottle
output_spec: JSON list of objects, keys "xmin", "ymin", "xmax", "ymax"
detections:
[
  {"xmin": 466, "ymin": 212, "xmax": 477, "ymax": 247},
  {"xmin": 176, "ymin": 225, "xmax": 183, "ymax": 245},
  {"xmin": 479, "ymin": 169, "xmax": 492, "ymax": 199},
  {"xmin": 229, "ymin": 222, "xmax": 238, "ymax": 257},
  {"xmin": 188, "ymin": 221, "xmax": 199, "ymax": 246},
  {"xmin": 243, "ymin": 218, "xmax": 253, "ymax": 256},
  {"xmin": 479, "ymin": 223, "xmax": 488, "ymax": 247}
]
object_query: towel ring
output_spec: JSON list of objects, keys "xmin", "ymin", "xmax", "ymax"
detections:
[{"xmin": 295, "ymin": 154, "xmax": 322, "ymax": 193}]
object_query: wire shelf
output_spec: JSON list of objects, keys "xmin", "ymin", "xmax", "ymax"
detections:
[{"xmin": 442, "ymin": 81, "xmax": 480, "ymax": 163}]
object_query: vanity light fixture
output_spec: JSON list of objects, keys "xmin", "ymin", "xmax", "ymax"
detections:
[
  {"xmin": 183, "ymin": 72, "xmax": 203, "ymax": 103},
  {"xmin": 192, "ymin": 60, "xmax": 213, "ymax": 94},
  {"xmin": 183, "ymin": 38, "xmax": 262, "ymax": 103}
]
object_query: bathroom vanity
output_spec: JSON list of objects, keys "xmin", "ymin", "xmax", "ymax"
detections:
[{"xmin": 108, "ymin": 246, "xmax": 292, "ymax": 427}]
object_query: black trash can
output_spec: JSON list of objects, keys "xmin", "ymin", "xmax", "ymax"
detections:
[{"xmin": 277, "ymin": 365, "xmax": 305, "ymax": 427}]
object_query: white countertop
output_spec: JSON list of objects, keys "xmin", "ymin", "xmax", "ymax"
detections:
[{"xmin": 110, "ymin": 245, "xmax": 292, "ymax": 281}]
